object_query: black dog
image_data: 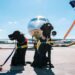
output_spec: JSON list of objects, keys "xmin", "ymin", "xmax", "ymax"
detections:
[
  {"xmin": 8, "ymin": 31, "xmax": 28, "ymax": 66},
  {"xmin": 32, "ymin": 23, "xmax": 55, "ymax": 68}
]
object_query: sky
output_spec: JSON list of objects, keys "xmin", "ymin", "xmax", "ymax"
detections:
[{"xmin": 0, "ymin": 0, "xmax": 75, "ymax": 39}]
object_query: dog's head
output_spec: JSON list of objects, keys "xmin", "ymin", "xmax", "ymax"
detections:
[
  {"xmin": 8, "ymin": 31, "xmax": 25, "ymax": 43},
  {"xmin": 8, "ymin": 31, "xmax": 20, "ymax": 40},
  {"xmin": 40, "ymin": 23, "xmax": 55, "ymax": 38}
]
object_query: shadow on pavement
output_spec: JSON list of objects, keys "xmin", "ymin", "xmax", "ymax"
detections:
[
  {"xmin": 0, "ymin": 66, "xmax": 24, "ymax": 75},
  {"xmin": 34, "ymin": 68, "xmax": 55, "ymax": 75}
]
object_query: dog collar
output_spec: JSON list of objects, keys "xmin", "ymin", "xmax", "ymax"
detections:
[{"xmin": 16, "ymin": 44, "xmax": 28, "ymax": 48}]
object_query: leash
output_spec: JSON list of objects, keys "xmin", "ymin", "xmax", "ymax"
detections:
[
  {"xmin": 0, "ymin": 42, "xmax": 16, "ymax": 71},
  {"xmin": 0, "ymin": 48, "xmax": 16, "ymax": 67}
]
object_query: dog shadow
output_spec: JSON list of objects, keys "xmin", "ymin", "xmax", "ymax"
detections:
[
  {"xmin": 33, "ymin": 68, "xmax": 55, "ymax": 75},
  {"xmin": 0, "ymin": 66, "xmax": 24, "ymax": 75}
]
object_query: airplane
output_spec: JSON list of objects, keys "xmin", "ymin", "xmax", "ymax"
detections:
[
  {"xmin": 0, "ymin": 16, "xmax": 75, "ymax": 49},
  {"xmin": 28, "ymin": 16, "xmax": 75, "ymax": 47}
]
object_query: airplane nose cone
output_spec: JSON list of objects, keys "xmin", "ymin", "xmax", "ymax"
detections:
[{"xmin": 28, "ymin": 16, "xmax": 49, "ymax": 36}]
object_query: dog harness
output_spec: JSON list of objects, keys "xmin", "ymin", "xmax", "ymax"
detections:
[
  {"xmin": 34, "ymin": 38, "xmax": 54, "ymax": 50},
  {"xmin": 16, "ymin": 38, "xmax": 28, "ymax": 48},
  {"xmin": 16, "ymin": 44, "xmax": 28, "ymax": 48}
]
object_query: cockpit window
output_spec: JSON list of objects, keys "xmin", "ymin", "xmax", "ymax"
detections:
[
  {"xmin": 39, "ymin": 18, "xmax": 47, "ymax": 21},
  {"xmin": 31, "ymin": 18, "xmax": 37, "ymax": 21}
]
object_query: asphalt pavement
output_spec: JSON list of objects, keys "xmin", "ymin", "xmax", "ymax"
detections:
[{"xmin": 0, "ymin": 46, "xmax": 75, "ymax": 75}]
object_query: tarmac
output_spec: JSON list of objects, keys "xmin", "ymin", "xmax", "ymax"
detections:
[{"xmin": 0, "ymin": 46, "xmax": 75, "ymax": 75}]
